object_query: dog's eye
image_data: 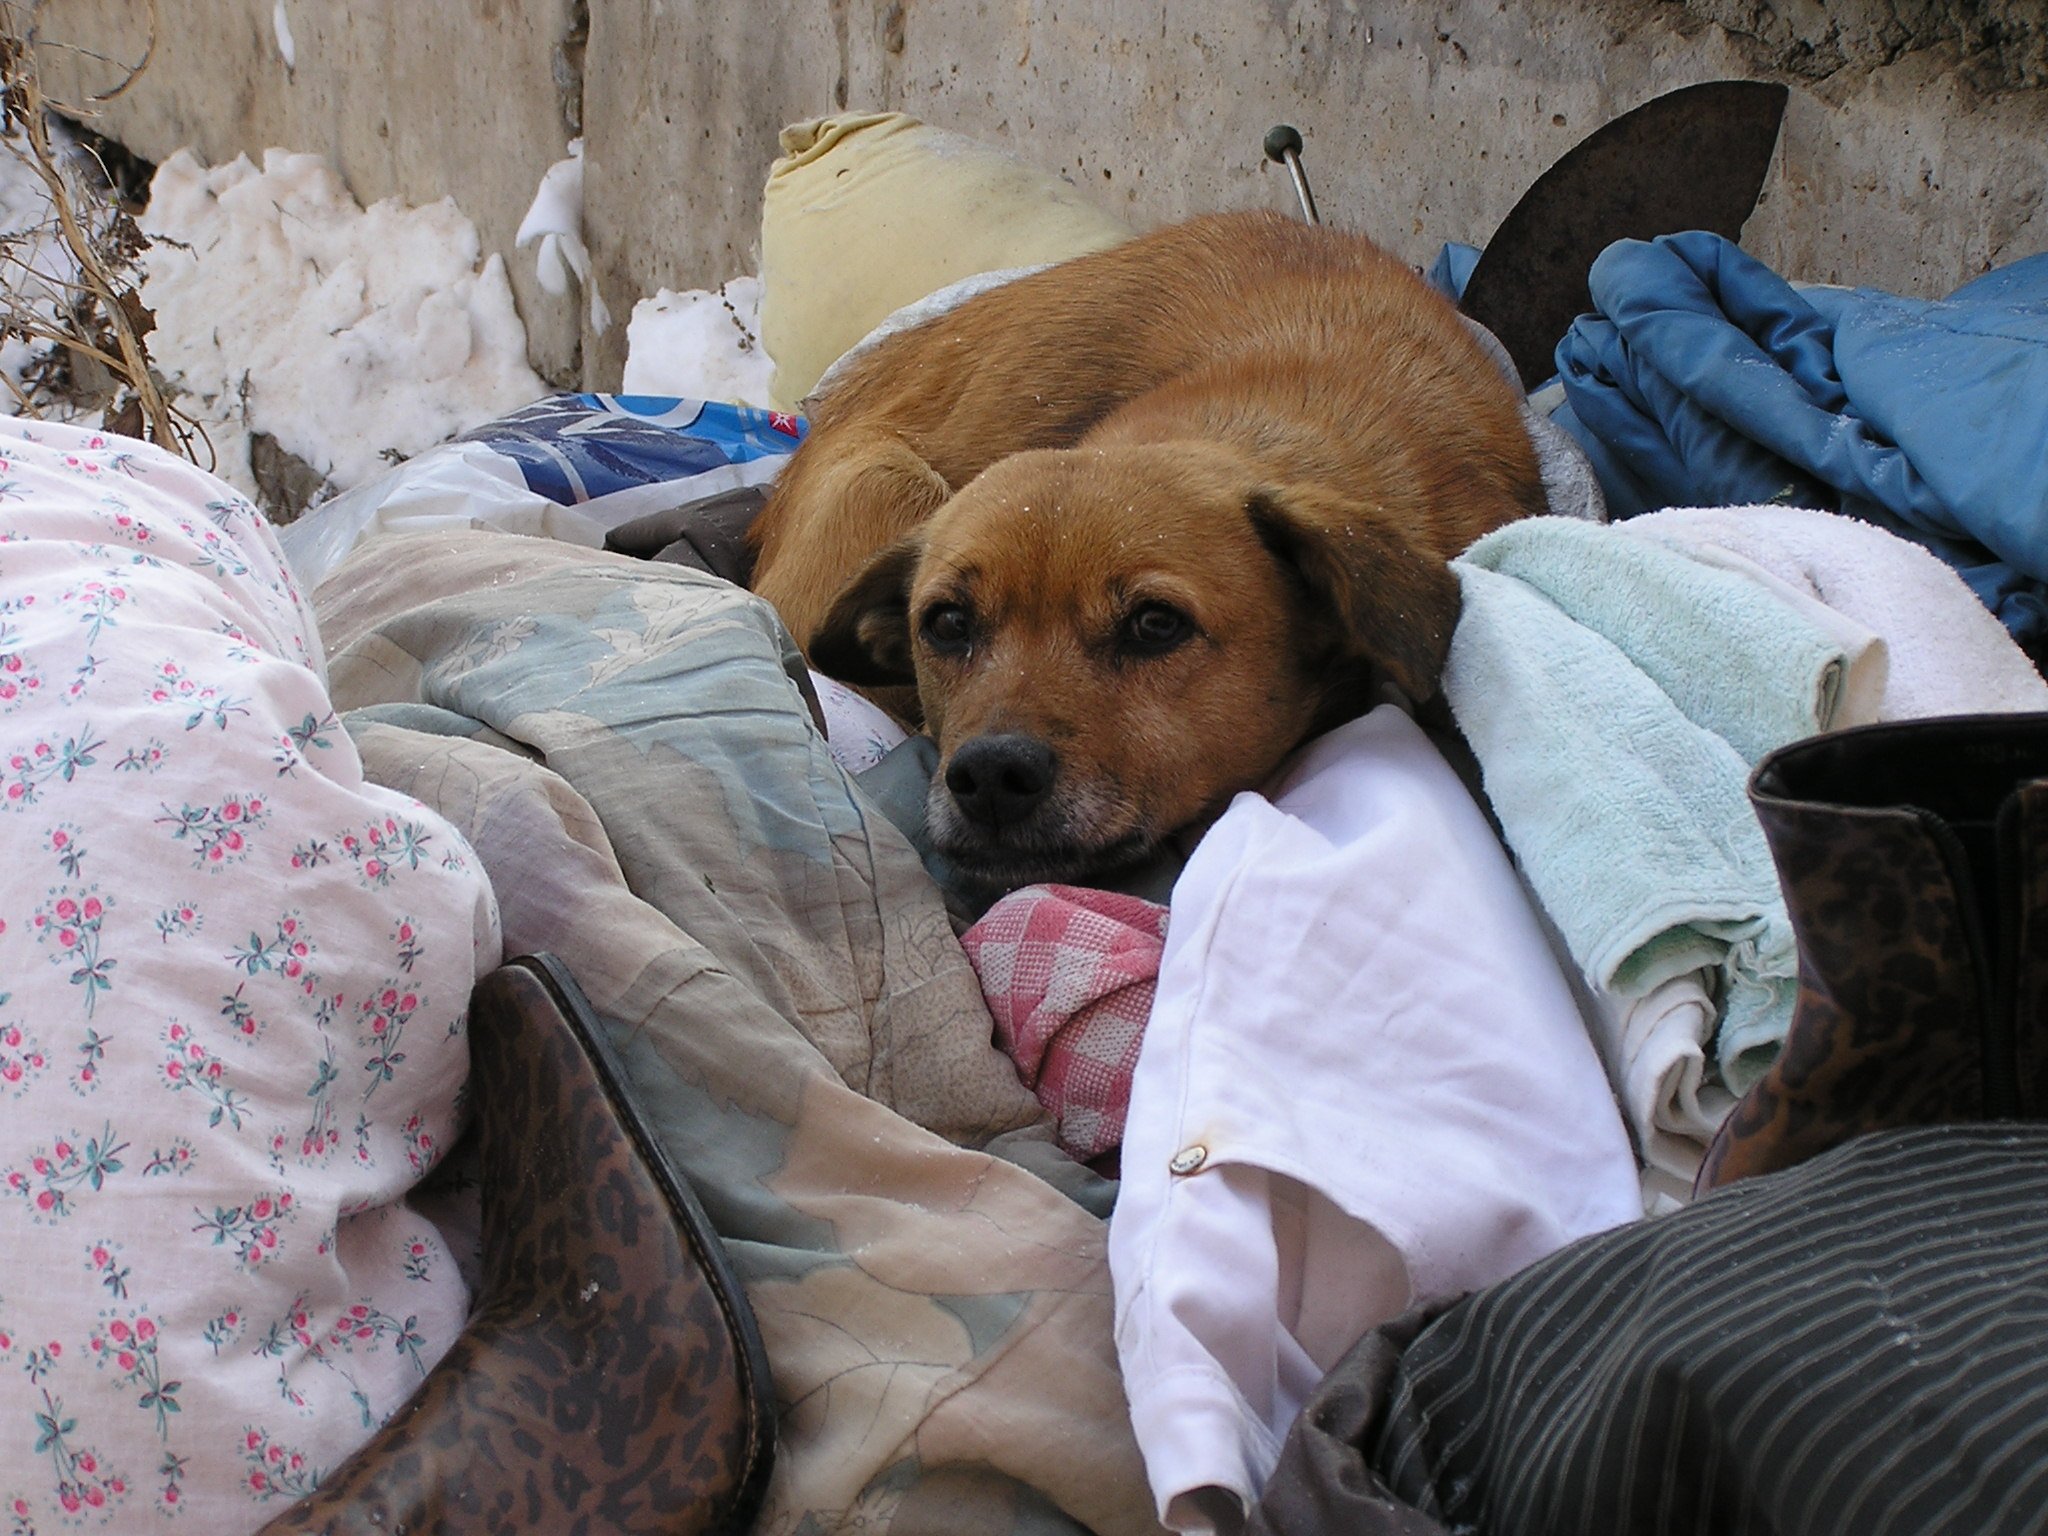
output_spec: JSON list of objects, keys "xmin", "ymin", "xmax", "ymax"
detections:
[
  {"xmin": 921, "ymin": 603, "xmax": 974, "ymax": 655},
  {"xmin": 1122, "ymin": 602, "xmax": 1193, "ymax": 655}
]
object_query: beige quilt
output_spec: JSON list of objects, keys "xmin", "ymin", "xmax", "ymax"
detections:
[{"xmin": 312, "ymin": 530, "xmax": 1161, "ymax": 1536}]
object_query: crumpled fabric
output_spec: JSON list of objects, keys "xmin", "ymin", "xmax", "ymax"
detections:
[
  {"xmin": 314, "ymin": 529, "xmax": 1161, "ymax": 1536},
  {"xmin": 961, "ymin": 884, "xmax": 1169, "ymax": 1160},
  {"xmin": 1551, "ymin": 231, "xmax": 2048, "ymax": 645}
]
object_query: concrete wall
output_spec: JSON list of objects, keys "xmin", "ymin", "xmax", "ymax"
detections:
[
  {"xmin": 31, "ymin": 0, "xmax": 589, "ymax": 384},
  {"xmin": 32, "ymin": 1, "xmax": 2048, "ymax": 391}
]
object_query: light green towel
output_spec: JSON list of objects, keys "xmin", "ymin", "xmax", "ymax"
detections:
[
  {"xmin": 1446, "ymin": 516, "xmax": 1863, "ymax": 1091},
  {"xmin": 1460, "ymin": 517, "xmax": 1861, "ymax": 765}
]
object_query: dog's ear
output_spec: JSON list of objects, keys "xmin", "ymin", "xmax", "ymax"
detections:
[
  {"xmin": 1246, "ymin": 485, "xmax": 1462, "ymax": 702},
  {"xmin": 809, "ymin": 533, "xmax": 926, "ymax": 686}
]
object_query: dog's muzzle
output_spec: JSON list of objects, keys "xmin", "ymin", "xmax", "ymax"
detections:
[
  {"xmin": 933, "ymin": 734, "xmax": 1155, "ymax": 885},
  {"xmin": 943, "ymin": 733, "xmax": 1056, "ymax": 832}
]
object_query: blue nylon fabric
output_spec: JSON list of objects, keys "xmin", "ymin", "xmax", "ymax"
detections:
[
  {"xmin": 1426, "ymin": 240, "xmax": 1482, "ymax": 303},
  {"xmin": 1551, "ymin": 231, "xmax": 2048, "ymax": 643}
]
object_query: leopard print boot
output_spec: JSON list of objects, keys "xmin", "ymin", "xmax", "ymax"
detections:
[
  {"xmin": 260, "ymin": 953, "xmax": 776, "ymax": 1534},
  {"xmin": 1697, "ymin": 714, "xmax": 2048, "ymax": 1194}
]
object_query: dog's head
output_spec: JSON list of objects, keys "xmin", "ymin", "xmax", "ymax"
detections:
[{"xmin": 811, "ymin": 442, "xmax": 1460, "ymax": 887}]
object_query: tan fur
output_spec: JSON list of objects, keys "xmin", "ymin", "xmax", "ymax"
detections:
[{"xmin": 749, "ymin": 209, "xmax": 1544, "ymax": 886}]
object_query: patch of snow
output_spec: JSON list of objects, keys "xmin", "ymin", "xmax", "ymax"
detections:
[
  {"xmin": 140, "ymin": 147, "xmax": 546, "ymax": 503},
  {"xmin": 621, "ymin": 275, "xmax": 773, "ymax": 407},
  {"xmin": 516, "ymin": 138, "xmax": 609, "ymax": 334},
  {"xmin": 273, "ymin": 1, "xmax": 296, "ymax": 70}
]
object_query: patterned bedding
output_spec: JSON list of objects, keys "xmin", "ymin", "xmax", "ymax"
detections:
[
  {"xmin": 313, "ymin": 529, "xmax": 1164, "ymax": 1536},
  {"xmin": 0, "ymin": 421, "xmax": 499, "ymax": 1532}
]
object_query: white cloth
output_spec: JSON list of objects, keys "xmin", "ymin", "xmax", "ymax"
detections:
[
  {"xmin": 1586, "ymin": 971, "xmax": 1736, "ymax": 1209},
  {"xmin": 1108, "ymin": 706, "xmax": 1640, "ymax": 1535},
  {"xmin": 809, "ymin": 669, "xmax": 907, "ymax": 774},
  {"xmin": 0, "ymin": 418, "xmax": 500, "ymax": 1532}
]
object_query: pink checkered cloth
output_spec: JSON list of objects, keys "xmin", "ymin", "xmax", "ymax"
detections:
[{"xmin": 960, "ymin": 884, "xmax": 1170, "ymax": 1160}]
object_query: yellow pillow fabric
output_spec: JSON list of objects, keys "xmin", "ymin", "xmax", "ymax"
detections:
[{"xmin": 758, "ymin": 112, "xmax": 1132, "ymax": 409}]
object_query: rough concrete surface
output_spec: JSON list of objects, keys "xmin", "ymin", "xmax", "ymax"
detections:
[
  {"xmin": 579, "ymin": 0, "xmax": 2048, "ymax": 385},
  {"xmin": 30, "ymin": 0, "xmax": 589, "ymax": 385},
  {"xmin": 28, "ymin": 1, "xmax": 2048, "ymax": 391},
  {"xmin": 1684, "ymin": 0, "xmax": 2048, "ymax": 90}
]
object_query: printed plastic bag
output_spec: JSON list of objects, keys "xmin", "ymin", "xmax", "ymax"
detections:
[{"xmin": 278, "ymin": 392, "xmax": 806, "ymax": 588}]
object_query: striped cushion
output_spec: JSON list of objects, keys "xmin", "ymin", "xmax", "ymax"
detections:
[{"xmin": 1254, "ymin": 1125, "xmax": 2048, "ymax": 1536}]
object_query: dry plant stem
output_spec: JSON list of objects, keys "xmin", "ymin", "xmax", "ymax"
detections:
[
  {"xmin": 86, "ymin": 0, "xmax": 155, "ymax": 105},
  {"xmin": 0, "ymin": 0, "xmax": 205, "ymax": 463},
  {"xmin": 3, "ymin": 0, "xmax": 158, "ymax": 105},
  {"xmin": 0, "ymin": 230, "xmax": 168, "ymax": 392},
  {"xmin": 6, "ymin": 312, "xmax": 131, "ymax": 374},
  {"xmin": 17, "ymin": 90, "xmax": 170, "ymax": 441}
]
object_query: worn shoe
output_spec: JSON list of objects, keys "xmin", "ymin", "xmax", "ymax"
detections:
[{"xmin": 1698, "ymin": 714, "xmax": 2048, "ymax": 1191}]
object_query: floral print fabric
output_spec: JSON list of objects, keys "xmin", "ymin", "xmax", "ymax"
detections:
[{"xmin": 0, "ymin": 418, "xmax": 500, "ymax": 1532}]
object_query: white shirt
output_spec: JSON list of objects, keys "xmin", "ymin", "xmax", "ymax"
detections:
[{"xmin": 1108, "ymin": 705, "xmax": 1641, "ymax": 1534}]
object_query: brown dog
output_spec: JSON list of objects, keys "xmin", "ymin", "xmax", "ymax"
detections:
[{"xmin": 748, "ymin": 209, "xmax": 1544, "ymax": 887}]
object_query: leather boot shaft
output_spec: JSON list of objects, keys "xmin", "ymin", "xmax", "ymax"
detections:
[{"xmin": 1698, "ymin": 714, "xmax": 2048, "ymax": 1191}]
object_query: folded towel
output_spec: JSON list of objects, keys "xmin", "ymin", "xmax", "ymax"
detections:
[
  {"xmin": 1621, "ymin": 505, "xmax": 2048, "ymax": 719},
  {"xmin": 1469, "ymin": 511, "xmax": 2048, "ymax": 1195},
  {"xmin": 1446, "ymin": 517, "xmax": 1880, "ymax": 1095},
  {"xmin": 1459, "ymin": 516, "xmax": 1881, "ymax": 765},
  {"xmin": 1634, "ymin": 539, "xmax": 1894, "ymax": 729}
]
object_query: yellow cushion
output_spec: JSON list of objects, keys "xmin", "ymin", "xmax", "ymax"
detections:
[{"xmin": 758, "ymin": 112, "xmax": 1132, "ymax": 409}]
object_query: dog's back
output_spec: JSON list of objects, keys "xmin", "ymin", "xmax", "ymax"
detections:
[{"xmin": 750, "ymin": 208, "xmax": 1544, "ymax": 656}]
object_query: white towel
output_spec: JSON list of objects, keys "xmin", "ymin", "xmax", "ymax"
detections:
[
  {"xmin": 1459, "ymin": 516, "xmax": 1883, "ymax": 764},
  {"xmin": 1586, "ymin": 971, "xmax": 1736, "ymax": 1204},
  {"xmin": 1585, "ymin": 505, "xmax": 2048, "ymax": 1194}
]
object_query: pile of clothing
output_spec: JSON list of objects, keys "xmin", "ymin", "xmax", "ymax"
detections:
[
  {"xmin": 9, "ymin": 101, "xmax": 2045, "ymax": 1536},
  {"xmin": 275, "ymin": 203, "xmax": 2048, "ymax": 1534}
]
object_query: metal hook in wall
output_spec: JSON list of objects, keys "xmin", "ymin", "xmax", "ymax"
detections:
[{"xmin": 1263, "ymin": 124, "xmax": 1321, "ymax": 226}]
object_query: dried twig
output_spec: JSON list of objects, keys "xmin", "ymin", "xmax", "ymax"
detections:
[
  {"xmin": 5, "ymin": 0, "xmax": 158, "ymax": 106},
  {"xmin": 0, "ymin": 0, "xmax": 206, "ymax": 463},
  {"xmin": 84, "ymin": 0, "xmax": 156, "ymax": 105}
]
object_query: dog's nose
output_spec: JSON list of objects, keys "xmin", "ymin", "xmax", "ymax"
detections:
[{"xmin": 945, "ymin": 734, "xmax": 1056, "ymax": 830}]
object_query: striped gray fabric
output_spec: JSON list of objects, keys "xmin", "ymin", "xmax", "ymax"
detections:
[{"xmin": 1358, "ymin": 1126, "xmax": 2048, "ymax": 1535}]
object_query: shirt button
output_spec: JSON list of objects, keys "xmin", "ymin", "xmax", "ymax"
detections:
[{"xmin": 1169, "ymin": 1145, "xmax": 1208, "ymax": 1175}]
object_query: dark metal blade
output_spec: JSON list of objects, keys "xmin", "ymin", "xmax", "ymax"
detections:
[{"xmin": 1460, "ymin": 79, "xmax": 1790, "ymax": 388}]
